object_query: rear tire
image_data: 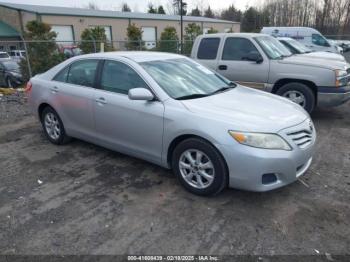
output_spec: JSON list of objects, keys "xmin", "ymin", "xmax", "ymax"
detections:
[
  {"xmin": 172, "ymin": 138, "xmax": 228, "ymax": 196},
  {"xmin": 41, "ymin": 106, "xmax": 71, "ymax": 145},
  {"xmin": 276, "ymin": 82, "xmax": 315, "ymax": 113}
]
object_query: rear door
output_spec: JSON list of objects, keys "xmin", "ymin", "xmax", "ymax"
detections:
[
  {"xmin": 93, "ymin": 59, "xmax": 164, "ymax": 164},
  {"xmin": 51, "ymin": 59, "xmax": 99, "ymax": 139},
  {"xmin": 193, "ymin": 37, "xmax": 221, "ymax": 71}
]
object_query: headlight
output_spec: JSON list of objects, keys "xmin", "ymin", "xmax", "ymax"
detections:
[
  {"xmin": 229, "ymin": 131, "xmax": 292, "ymax": 150},
  {"xmin": 335, "ymin": 69, "xmax": 348, "ymax": 87}
]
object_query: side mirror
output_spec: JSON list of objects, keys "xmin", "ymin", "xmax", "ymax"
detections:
[
  {"xmin": 246, "ymin": 52, "xmax": 263, "ymax": 64},
  {"xmin": 128, "ymin": 88, "xmax": 154, "ymax": 101}
]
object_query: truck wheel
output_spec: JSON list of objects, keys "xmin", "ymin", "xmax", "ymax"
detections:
[
  {"xmin": 276, "ymin": 82, "xmax": 315, "ymax": 113},
  {"xmin": 172, "ymin": 138, "xmax": 228, "ymax": 196}
]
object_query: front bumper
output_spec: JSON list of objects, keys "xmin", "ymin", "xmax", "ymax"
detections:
[
  {"xmin": 217, "ymin": 119, "xmax": 316, "ymax": 192},
  {"xmin": 318, "ymin": 86, "xmax": 350, "ymax": 107}
]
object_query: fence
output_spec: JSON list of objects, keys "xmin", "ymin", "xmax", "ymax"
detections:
[
  {"xmin": 0, "ymin": 39, "xmax": 196, "ymax": 81},
  {"xmin": 1, "ymin": 35, "xmax": 350, "ymax": 85}
]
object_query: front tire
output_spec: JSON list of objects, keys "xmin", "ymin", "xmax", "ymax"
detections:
[
  {"xmin": 276, "ymin": 82, "xmax": 315, "ymax": 113},
  {"xmin": 172, "ymin": 138, "xmax": 228, "ymax": 196},
  {"xmin": 6, "ymin": 77, "xmax": 13, "ymax": 88},
  {"xmin": 41, "ymin": 106, "xmax": 71, "ymax": 145}
]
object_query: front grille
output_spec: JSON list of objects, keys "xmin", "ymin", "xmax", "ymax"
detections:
[{"xmin": 287, "ymin": 129, "xmax": 313, "ymax": 149}]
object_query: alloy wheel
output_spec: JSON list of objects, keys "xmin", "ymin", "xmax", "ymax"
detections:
[
  {"xmin": 179, "ymin": 149, "xmax": 215, "ymax": 189},
  {"xmin": 44, "ymin": 112, "xmax": 61, "ymax": 140},
  {"xmin": 283, "ymin": 90, "xmax": 306, "ymax": 107}
]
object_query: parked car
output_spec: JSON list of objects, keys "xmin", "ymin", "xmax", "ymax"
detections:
[
  {"xmin": 59, "ymin": 45, "xmax": 83, "ymax": 58},
  {"xmin": 0, "ymin": 51, "xmax": 11, "ymax": 61},
  {"xmin": 9, "ymin": 50, "xmax": 26, "ymax": 62},
  {"xmin": 261, "ymin": 27, "xmax": 340, "ymax": 54},
  {"xmin": 27, "ymin": 52, "xmax": 316, "ymax": 195},
  {"xmin": 191, "ymin": 33, "xmax": 350, "ymax": 113},
  {"xmin": 0, "ymin": 60, "xmax": 23, "ymax": 87},
  {"xmin": 328, "ymin": 40, "xmax": 343, "ymax": 54},
  {"xmin": 277, "ymin": 37, "xmax": 346, "ymax": 62}
]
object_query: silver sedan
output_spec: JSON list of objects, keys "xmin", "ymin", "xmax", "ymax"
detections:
[{"xmin": 27, "ymin": 52, "xmax": 316, "ymax": 195}]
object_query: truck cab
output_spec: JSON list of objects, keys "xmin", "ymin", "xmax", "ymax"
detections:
[{"xmin": 191, "ymin": 33, "xmax": 350, "ymax": 113}]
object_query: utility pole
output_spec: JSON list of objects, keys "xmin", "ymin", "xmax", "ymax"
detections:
[{"xmin": 174, "ymin": 0, "xmax": 187, "ymax": 54}]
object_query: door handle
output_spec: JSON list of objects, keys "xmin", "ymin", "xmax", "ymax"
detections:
[
  {"xmin": 50, "ymin": 86, "xmax": 59, "ymax": 93},
  {"xmin": 95, "ymin": 97, "xmax": 107, "ymax": 105},
  {"xmin": 218, "ymin": 65, "xmax": 227, "ymax": 70}
]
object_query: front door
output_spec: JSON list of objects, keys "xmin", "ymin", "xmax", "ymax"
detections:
[
  {"xmin": 94, "ymin": 59, "xmax": 164, "ymax": 164},
  {"xmin": 217, "ymin": 37, "xmax": 269, "ymax": 90}
]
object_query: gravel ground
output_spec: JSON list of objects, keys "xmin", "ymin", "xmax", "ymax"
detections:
[{"xmin": 0, "ymin": 55, "xmax": 349, "ymax": 259}]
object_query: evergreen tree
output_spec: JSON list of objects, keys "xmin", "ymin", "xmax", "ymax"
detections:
[
  {"xmin": 157, "ymin": 5, "xmax": 166, "ymax": 14},
  {"xmin": 190, "ymin": 6, "xmax": 201, "ymax": 16},
  {"xmin": 19, "ymin": 20, "xmax": 64, "ymax": 81},
  {"xmin": 204, "ymin": 6, "xmax": 214, "ymax": 18}
]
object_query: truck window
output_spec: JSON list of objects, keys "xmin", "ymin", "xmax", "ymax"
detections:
[
  {"xmin": 197, "ymin": 38, "xmax": 220, "ymax": 60},
  {"xmin": 222, "ymin": 37, "xmax": 260, "ymax": 61},
  {"xmin": 312, "ymin": 34, "xmax": 330, "ymax": 47}
]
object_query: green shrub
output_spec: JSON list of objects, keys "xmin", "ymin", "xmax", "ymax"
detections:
[
  {"xmin": 158, "ymin": 26, "xmax": 178, "ymax": 53},
  {"xmin": 126, "ymin": 23, "xmax": 143, "ymax": 50},
  {"xmin": 79, "ymin": 26, "xmax": 113, "ymax": 53}
]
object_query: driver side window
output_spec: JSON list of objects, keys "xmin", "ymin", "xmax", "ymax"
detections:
[
  {"xmin": 312, "ymin": 34, "xmax": 330, "ymax": 47},
  {"xmin": 222, "ymin": 37, "xmax": 260, "ymax": 61},
  {"xmin": 100, "ymin": 60, "xmax": 148, "ymax": 95}
]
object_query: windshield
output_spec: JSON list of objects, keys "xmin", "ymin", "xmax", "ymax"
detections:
[
  {"xmin": 0, "ymin": 53, "xmax": 9, "ymax": 58},
  {"xmin": 140, "ymin": 58, "xmax": 234, "ymax": 99},
  {"xmin": 282, "ymin": 39, "xmax": 312, "ymax": 54},
  {"xmin": 2, "ymin": 61, "xmax": 19, "ymax": 70},
  {"xmin": 254, "ymin": 36, "xmax": 292, "ymax": 59}
]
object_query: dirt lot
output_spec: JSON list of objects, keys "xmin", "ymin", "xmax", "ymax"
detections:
[{"xmin": 0, "ymin": 58, "xmax": 350, "ymax": 258}]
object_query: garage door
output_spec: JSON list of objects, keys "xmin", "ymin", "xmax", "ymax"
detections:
[
  {"xmin": 51, "ymin": 25, "xmax": 74, "ymax": 45},
  {"xmin": 142, "ymin": 27, "xmax": 156, "ymax": 50}
]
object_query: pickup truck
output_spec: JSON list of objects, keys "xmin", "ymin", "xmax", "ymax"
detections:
[{"xmin": 191, "ymin": 33, "xmax": 350, "ymax": 113}]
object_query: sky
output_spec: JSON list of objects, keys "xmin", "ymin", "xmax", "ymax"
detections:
[{"xmin": 4, "ymin": 0, "xmax": 256, "ymax": 13}]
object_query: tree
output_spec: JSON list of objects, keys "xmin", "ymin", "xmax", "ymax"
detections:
[
  {"xmin": 221, "ymin": 4, "xmax": 242, "ymax": 22},
  {"xmin": 183, "ymin": 23, "xmax": 202, "ymax": 54},
  {"xmin": 121, "ymin": 3, "xmax": 131, "ymax": 12},
  {"xmin": 158, "ymin": 26, "xmax": 178, "ymax": 53},
  {"xmin": 207, "ymin": 27, "xmax": 219, "ymax": 34},
  {"xmin": 204, "ymin": 6, "xmax": 214, "ymax": 18},
  {"xmin": 241, "ymin": 7, "xmax": 260, "ymax": 32},
  {"xmin": 126, "ymin": 23, "xmax": 143, "ymax": 50},
  {"xmin": 87, "ymin": 1, "xmax": 99, "ymax": 10},
  {"xmin": 19, "ymin": 20, "xmax": 64, "ymax": 81},
  {"xmin": 158, "ymin": 5, "xmax": 166, "ymax": 14},
  {"xmin": 79, "ymin": 26, "xmax": 112, "ymax": 53},
  {"xmin": 190, "ymin": 6, "xmax": 201, "ymax": 16},
  {"xmin": 148, "ymin": 3, "xmax": 157, "ymax": 14}
]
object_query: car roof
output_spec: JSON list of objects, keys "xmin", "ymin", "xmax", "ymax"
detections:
[
  {"xmin": 277, "ymin": 37, "xmax": 294, "ymax": 40},
  {"xmin": 75, "ymin": 51, "xmax": 186, "ymax": 63},
  {"xmin": 200, "ymin": 33, "xmax": 268, "ymax": 38}
]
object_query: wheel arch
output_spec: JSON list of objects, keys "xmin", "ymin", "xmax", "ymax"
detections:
[
  {"xmin": 166, "ymin": 134, "xmax": 229, "ymax": 177},
  {"xmin": 272, "ymin": 78, "xmax": 318, "ymax": 102},
  {"xmin": 38, "ymin": 103, "xmax": 53, "ymax": 121}
]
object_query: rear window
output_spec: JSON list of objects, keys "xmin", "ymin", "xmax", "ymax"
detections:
[{"xmin": 197, "ymin": 38, "xmax": 220, "ymax": 60}]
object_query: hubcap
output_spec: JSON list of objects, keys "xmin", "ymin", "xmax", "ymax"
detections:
[
  {"xmin": 44, "ymin": 112, "xmax": 61, "ymax": 140},
  {"xmin": 179, "ymin": 149, "xmax": 215, "ymax": 189},
  {"xmin": 283, "ymin": 90, "xmax": 306, "ymax": 107}
]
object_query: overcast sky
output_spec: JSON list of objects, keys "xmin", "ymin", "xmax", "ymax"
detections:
[{"xmin": 5, "ymin": 0, "xmax": 257, "ymax": 13}]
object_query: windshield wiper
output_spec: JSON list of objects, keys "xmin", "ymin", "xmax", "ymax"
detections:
[
  {"xmin": 176, "ymin": 94, "xmax": 209, "ymax": 100},
  {"xmin": 210, "ymin": 86, "xmax": 234, "ymax": 95}
]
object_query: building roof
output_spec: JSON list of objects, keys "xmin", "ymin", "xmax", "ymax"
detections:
[
  {"xmin": 0, "ymin": 2, "xmax": 239, "ymax": 24},
  {"xmin": 0, "ymin": 20, "xmax": 20, "ymax": 37}
]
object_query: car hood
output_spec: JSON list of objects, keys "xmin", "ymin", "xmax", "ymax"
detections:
[
  {"xmin": 180, "ymin": 86, "xmax": 308, "ymax": 133},
  {"xmin": 278, "ymin": 55, "xmax": 349, "ymax": 70},
  {"xmin": 299, "ymin": 52, "xmax": 346, "ymax": 62}
]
